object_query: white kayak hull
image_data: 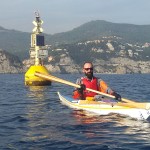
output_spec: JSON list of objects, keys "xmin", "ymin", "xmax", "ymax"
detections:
[{"xmin": 58, "ymin": 92, "xmax": 150, "ymax": 121}]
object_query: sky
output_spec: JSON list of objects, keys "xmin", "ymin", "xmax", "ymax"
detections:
[{"xmin": 0, "ymin": 0, "xmax": 150, "ymax": 34}]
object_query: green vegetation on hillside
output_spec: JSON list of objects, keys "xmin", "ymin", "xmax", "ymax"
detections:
[{"xmin": 0, "ymin": 20, "xmax": 150, "ymax": 61}]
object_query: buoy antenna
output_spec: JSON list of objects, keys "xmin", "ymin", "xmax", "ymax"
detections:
[{"xmin": 35, "ymin": 11, "xmax": 40, "ymax": 17}]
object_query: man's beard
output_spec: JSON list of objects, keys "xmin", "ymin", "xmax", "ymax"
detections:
[{"xmin": 85, "ymin": 72, "xmax": 93, "ymax": 79}]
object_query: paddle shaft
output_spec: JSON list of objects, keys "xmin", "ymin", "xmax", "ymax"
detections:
[
  {"xmin": 34, "ymin": 72, "xmax": 150, "ymax": 109},
  {"xmin": 34, "ymin": 72, "xmax": 135, "ymax": 102}
]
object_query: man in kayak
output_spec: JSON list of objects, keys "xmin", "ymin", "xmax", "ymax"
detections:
[{"xmin": 72, "ymin": 62, "xmax": 121, "ymax": 101}]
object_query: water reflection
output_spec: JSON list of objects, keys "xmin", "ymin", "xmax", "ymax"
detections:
[
  {"xmin": 24, "ymin": 86, "xmax": 50, "ymax": 142},
  {"xmin": 71, "ymin": 110, "xmax": 113, "ymax": 124},
  {"xmin": 23, "ymin": 85, "xmax": 68, "ymax": 144},
  {"xmin": 70, "ymin": 109, "xmax": 150, "ymax": 145},
  {"xmin": 27, "ymin": 86, "xmax": 49, "ymax": 100}
]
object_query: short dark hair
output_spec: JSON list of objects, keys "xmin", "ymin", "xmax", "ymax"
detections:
[{"xmin": 83, "ymin": 62, "xmax": 93, "ymax": 68}]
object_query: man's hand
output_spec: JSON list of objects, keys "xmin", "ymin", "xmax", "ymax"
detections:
[
  {"xmin": 80, "ymin": 84, "xmax": 86, "ymax": 90},
  {"xmin": 77, "ymin": 84, "xmax": 86, "ymax": 93},
  {"xmin": 113, "ymin": 92, "xmax": 121, "ymax": 101}
]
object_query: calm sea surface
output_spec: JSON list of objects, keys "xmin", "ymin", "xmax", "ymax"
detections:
[{"xmin": 0, "ymin": 73, "xmax": 150, "ymax": 150}]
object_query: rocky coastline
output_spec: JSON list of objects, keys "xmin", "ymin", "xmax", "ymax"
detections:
[{"xmin": 1, "ymin": 49, "xmax": 150, "ymax": 74}]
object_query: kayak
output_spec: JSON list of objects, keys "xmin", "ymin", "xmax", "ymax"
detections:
[{"xmin": 57, "ymin": 92, "xmax": 150, "ymax": 121}]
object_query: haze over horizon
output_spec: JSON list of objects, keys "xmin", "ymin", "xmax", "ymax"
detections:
[{"xmin": 0, "ymin": 0, "xmax": 150, "ymax": 34}]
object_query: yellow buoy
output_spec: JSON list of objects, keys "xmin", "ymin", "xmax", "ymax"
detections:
[
  {"xmin": 24, "ymin": 12, "xmax": 51, "ymax": 86},
  {"xmin": 25, "ymin": 65, "xmax": 51, "ymax": 86}
]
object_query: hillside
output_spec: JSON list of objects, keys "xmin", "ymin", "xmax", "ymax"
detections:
[
  {"xmin": 0, "ymin": 41, "xmax": 150, "ymax": 74},
  {"xmin": 0, "ymin": 20, "xmax": 150, "ymax": 60},
  {"xmin": 0, "ymin": 26, "xmax": 30, "ymax": 59},
  {"xmin": 0, "ymin": 49, "xmax": 23, "ymax": 73},
  {"xmin": 47, "ymin": 20, "xmax": 150, "ymax": 44}
]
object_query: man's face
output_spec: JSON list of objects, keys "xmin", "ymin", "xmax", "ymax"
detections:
[{"xmin": 83, "ymin": 63, "xmax": 93, "ymax": 79}]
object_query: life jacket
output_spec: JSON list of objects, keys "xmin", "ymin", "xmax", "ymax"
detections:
[
  {"xmin": 81, "ymin": 77, "xmax": 99, "ymax": 97},
  {"xmin": 72, "ymin": 77, "xmax": 112, "ymax": 100}
]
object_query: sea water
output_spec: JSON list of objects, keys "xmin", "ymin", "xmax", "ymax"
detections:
[{"xmin": 0, "ymin": 73, "xmax": 150, "ymax": 150}]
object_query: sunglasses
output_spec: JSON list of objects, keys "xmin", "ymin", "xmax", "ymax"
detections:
[{"xmin": 84, "ymin": 68, "xmax": 93, "ymax": 71}]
